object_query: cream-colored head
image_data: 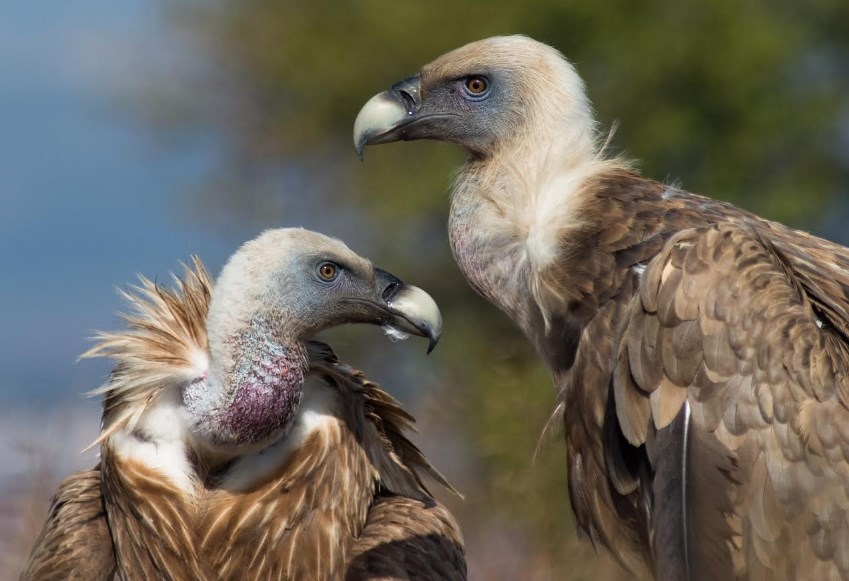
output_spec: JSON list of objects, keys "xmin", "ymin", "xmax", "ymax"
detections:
[
  {"xmin": 207, "ymin": 229, "xmax": 369, "ymax": 359},
  {"xmin": 354, "ymin": 35, "xmax": 597, "ymax": 160}
]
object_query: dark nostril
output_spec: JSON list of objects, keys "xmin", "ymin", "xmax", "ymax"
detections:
[
  {"xmin": 398, "ymin": 90, "xmax": 416, "ymax": 113},
  {"xmin": 382, "ymin": 282, "xmax": 400, "ymax": 301},
  {"xmin": 390, "ymin": 76, "xmax": 421, "ymax": 114}
]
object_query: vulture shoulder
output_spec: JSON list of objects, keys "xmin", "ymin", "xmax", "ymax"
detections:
[
  {"xmin": 322, "ymin": 350, "xmax": 467, "ymax": 581},
  {"xmin": 347, "ymin": 496, "xmax": 466, "ymax": 581},
  {"xmin": 613, "ymin": 222, "xmax": 849, "ymax": 579},
  {"xmin": 100, "ymin": 445, "xmax": 212, "ymax": 580},
  {"xmin": 22, "ymin": 468, "xmax": 115, "ymax": 581}
]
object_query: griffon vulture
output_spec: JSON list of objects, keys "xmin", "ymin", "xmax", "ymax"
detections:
[
  {"xmin": 355, "ymin": 35, "xmax": 849, "ymax": 579},
  {"xmin": 24, "ymin": 228, "xmax": 466, "ymax": 580}
]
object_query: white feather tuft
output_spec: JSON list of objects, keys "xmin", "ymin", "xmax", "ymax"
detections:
[
  {"xmin": 110, "ymin": 387, "xmax": 196, "ymax": 492},
  {"xmin": 382, "ymin": 325, "xmax": 410, "ymax": 342},
  {"xmin": 682, "ymin": 399, "xmax": 692, "ymax": 580}
]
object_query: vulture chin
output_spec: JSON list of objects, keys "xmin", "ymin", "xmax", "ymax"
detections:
[
  {"xmin": 24, "ymin": 228, "xmax": 465, "ymax": 580},
  {"xmin": 356, "ymin": 35, "xmax": 849, "ymax": 579}
]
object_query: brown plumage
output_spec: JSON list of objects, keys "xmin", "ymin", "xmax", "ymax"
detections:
[
  {"xmin": 355, "ymin": 35, "xmax": 849, "ymax": 579},
  {"xmin": 24, "ymin": 229, "xmax": 465, "ymax": 580}
]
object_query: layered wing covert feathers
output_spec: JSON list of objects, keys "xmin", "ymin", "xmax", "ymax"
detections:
[
  {"xmin": 347, "ymin": 496, "xmax": 467, "ymax": 581},
  {"xmin": 615, "ymin": 223, "xmax": 849, "ymax": 579}
]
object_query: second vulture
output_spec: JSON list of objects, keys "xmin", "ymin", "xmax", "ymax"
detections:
[
  {"xmin": 355, "ymin": 35, "xmax": 849, "ymax": 579},
  {"xmin": 24, "ymin": 228, "xmax": 466, "ymax": 580}
]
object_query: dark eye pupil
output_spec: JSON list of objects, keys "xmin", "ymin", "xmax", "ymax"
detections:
[
  {"xmin": 320, "ymin": 264, "xmax": 335, "ymax": 279},
  {"xmin": 466, "ymin": 77, "xmax": 486, "ymax": 94}
]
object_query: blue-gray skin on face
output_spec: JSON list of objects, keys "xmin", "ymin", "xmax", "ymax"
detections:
[{"xmin": 354, "ymin": 67, "xmax": 519, "ymax": 159}]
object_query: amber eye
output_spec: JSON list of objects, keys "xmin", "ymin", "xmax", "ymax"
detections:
[
  {"xmin": 318, "ymin": 262, "xmax": 338, "ymax": 281},
  {"xmin": 464, "ymin": 76, "xmax": 489, "ymax": 96}
]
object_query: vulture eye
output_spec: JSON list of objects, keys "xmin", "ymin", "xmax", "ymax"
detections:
[
  {"xmin": 317, "ymin": 262, "xmax": 339, "ymax": 282},
  {"xmin": 463, "ymin": 76, "xmax": 489, "ymax": 97}
]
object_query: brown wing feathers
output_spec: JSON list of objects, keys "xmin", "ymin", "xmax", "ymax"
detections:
[
  {"xmin": 347, "ymin": 496, "xmax": 467, "ymax": 581},
  {"xmin": 101, "ymin": 448, "xmax": 211, "ymax": 580},
  {"xmin": 612, "ymin": 220, "xmax": 849, "ymax": 578},
  {"xmin": 315, "ymin": 352, "xmax": 460, "ymax": 500},
  {"xmin": 532, "ymin": 167, "xmax": 849, "ymax": 577},
  {"xmin": 21, "ymin": 469, "xmax": 115, "ymax": 581}
]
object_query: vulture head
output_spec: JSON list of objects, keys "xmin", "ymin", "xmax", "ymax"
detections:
[
  {"xmin": 93, "ymin": 228, "xmax": 441, "ymax": 463},
  {"xmin": 354, "ymin": 35, "xmax": 596, "ymax": 160},
  {"xmin": 191, "ymin": 228, "xmax": 442, "ymax": 453}
]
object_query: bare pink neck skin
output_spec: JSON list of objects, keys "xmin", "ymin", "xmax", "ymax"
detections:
[{"xmin": 184, "ymin": 317, "xmax": 307, "ymax": 449}]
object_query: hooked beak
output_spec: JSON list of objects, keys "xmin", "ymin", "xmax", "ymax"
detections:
[
  {"xmin": 354, "ymin": 75, "xmax": 425, "ymax": 158},
  {"xmin": 372, "ymin": 268, "xmax": 442, "ymax": 354}
]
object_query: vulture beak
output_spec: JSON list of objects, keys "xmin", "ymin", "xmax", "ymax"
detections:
[
  {"xmin": 372, "ymin": 268, "xmax": 442, "ymax": 354},
  {"xmin": 354, "ymin": 75, "xmax": 427, "ymax": 158}
]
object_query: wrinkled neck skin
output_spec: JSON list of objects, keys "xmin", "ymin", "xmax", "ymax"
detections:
[
  {"xmin": 447, "ymin": 94, "xmax": 600, "ymax": 343},
  {"xmin": 184, "ymin": 316, "xmax": 307, "ymax": 457}
]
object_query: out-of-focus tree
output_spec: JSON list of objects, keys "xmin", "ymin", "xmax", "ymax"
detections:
[{"xmin": 142, "ymin": 0, "xmax": 849, "ymax": 576}]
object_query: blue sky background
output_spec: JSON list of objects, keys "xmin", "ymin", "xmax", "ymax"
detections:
[{"xmin": 0, "ymin": 0, "xmax": 255, "ymax": 412}]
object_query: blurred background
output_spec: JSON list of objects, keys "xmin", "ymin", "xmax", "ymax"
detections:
[{"xmin": 1, "ymin": 1, "xmax": 848, "ymax": 578}]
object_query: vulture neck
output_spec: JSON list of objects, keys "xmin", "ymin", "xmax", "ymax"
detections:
[
  {"xmin": 448, "ymin": 113, "xmax": 609, "ymax": 332},
  {"xmin": 450, "ymin": 159, "xmax": 750, "ymax": 379},
  {"xmin": 105, "ymin": 315, "xmax": 308, "ymax": 493},
  {"xmin": 448, "ymin": 52, "xmax": 604, "ymax": 324},
  {"xmin": 188, "ymin": 314, "xmax": 308, "ymax": 457}
]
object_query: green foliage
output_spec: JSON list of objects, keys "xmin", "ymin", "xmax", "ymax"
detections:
[
  {"xmin": 163, "ymin": 0, "xmax": 848, "ymax": 222},
  {"xmin": 150, "ymin": 0, "xmax": 848, "ymax": 573}
]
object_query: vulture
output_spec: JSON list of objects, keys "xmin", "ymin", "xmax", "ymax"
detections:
[
  {"xmin": 354, "ymin": 35, "xmax": 849, "ymax": 579},
  {"xmin": 24, "ymin": 228, "xmax": 466, "ymax": 580}
]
